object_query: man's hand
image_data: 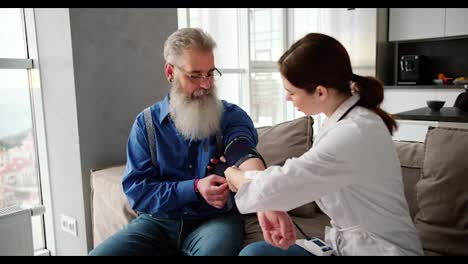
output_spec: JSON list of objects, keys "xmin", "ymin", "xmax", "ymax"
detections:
[
  {"xmin": 258, "ymin": 211, "xmax": 296, "ymax": 250},
  {"xmin": 197, "ymin": 174, "xmax": 229, "ymax": 209}
]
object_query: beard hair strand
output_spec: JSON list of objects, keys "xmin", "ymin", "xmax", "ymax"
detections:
[{"xmin": 169, "ymin": 80, "xmax": 222, "ymax": 141}]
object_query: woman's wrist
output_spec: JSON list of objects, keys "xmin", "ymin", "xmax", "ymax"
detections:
[{"xmin": 234, "ymin": 172, "xmax": 250, "ymax": 190}]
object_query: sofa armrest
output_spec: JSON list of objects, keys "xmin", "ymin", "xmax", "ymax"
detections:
[{"xmin": 90, "ymin": 165, "xmax": 137, "ymax": 248}]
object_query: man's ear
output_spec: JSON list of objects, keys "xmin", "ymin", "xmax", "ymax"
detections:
[{"xmin": 164, "ymin": 63, "xmax": 174, "ymax": 82}]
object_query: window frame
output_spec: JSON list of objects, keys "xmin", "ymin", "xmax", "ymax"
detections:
[{"xmin": 0, "ymin": 8, "xmax": 54, "ymax": 256}]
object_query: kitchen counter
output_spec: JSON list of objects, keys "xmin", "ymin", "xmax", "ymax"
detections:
[
  {"xmin": 392, "ymin": 107, "xmax": 468, "ymax": 142},
  {"xmin": 394, "ymin": 107, "xmax": 468, "ymax": 123}
]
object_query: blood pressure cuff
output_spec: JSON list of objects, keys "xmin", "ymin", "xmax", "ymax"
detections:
[
  {"xmin": 211, "ymin": 137, "xmax": 266, "ymax": 177},
  {"xmin": 225, "ymin": 137, "xmax": 266, "ymax": 167}
]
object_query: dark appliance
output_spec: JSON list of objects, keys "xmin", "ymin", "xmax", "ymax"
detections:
[
  {"xmin": 399, "ymin": 55, "xmax": 426, "ymax": 84},
  {"xmin": 454, "ymin": 85, "xmax": 468, "ymax": 112}
]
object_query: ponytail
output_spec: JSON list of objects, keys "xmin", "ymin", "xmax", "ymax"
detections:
[{"xmin": 352, "ymin": 74, "xmax": 397, "ymax": 135}]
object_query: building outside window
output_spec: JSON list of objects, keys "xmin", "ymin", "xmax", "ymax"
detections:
[{"xmin": 0, "ymin": 8, "xmax": 49, "ymax": 255}]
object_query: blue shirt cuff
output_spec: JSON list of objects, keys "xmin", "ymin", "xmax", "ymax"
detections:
[{"xmin": 176, "ymin": 179, "xmax": 199, "ymax": 206}]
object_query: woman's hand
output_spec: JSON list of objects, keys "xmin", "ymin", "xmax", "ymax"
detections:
[
  {"xmin": 224, "ymin": 166, "xmax": 248, "ymax": 192},
  {"xmin": 258, "ymin": 211, "xmax": 296, "ymax": 250}
]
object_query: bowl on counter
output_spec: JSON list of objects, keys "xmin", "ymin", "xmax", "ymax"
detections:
[
  {"xmin": 453, "ymin": 79, "xmax": 468, "ymax": 85},
  {"xmin": 427, "ymin": 100, "xmax": 445, "ymax": 111}
]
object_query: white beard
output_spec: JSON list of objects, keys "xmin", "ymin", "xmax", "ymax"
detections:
[{"xmin": 169, "ymin": 80, "xmax": 222, "ymax": 141}]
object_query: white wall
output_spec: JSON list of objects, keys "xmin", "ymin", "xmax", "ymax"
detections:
[
  {"xmin": 68, "ymin": 8, "xmax": 177, "ymax": 253},
  {"xmin": 34, "ymin": 8, "xmax": 87, "ymax": 255},
  {"xmin": 383, "ymin": 89, "xmax": 460, "ymax": 113}
]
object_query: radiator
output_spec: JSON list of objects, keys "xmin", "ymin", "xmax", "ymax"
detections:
[{"xmin": 0, "ymin": 206, "xmax": 34, "ymax": 256}]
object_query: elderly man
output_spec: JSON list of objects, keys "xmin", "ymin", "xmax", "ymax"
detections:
[{"xmin": 89, "ymin": 28, "xmax": 280, "ymax": 256}]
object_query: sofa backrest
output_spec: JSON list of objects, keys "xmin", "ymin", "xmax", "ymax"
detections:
[
  {"xmin": 383, "ymin": 128, "xmax": 468, "ymax": 256},
  {"xmin": 394, "ymin": 140, "xmax": 424, "ymax": 220},
  {"xmin": 414, "ymin": 127, "xmax": 468, "ymax": 256},
  {"xmin": 256, "ymin": 116, "xmax": 314, "ymax": 166}
]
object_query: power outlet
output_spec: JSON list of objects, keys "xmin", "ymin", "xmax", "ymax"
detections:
[{"xmin": 60, "ymin": 214, "xmax": 78, "ymax": 237}]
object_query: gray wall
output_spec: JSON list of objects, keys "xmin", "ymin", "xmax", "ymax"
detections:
[
  {"xmin": 34, "ymin": 8, "xmax": 177, "ymax": 255},
  {"xmin": 69, "ymin": 8, "xmax": 177, "ymax": 253}
]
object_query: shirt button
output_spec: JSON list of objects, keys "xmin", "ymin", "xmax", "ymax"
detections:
[{"xmin": 189, "ymin": 164, "xmax": 193, "ymax": 169}]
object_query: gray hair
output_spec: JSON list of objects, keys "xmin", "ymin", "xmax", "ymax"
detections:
[{"xmin": 163, "ymin": 28, "xmax": 217, "ymax": 65}]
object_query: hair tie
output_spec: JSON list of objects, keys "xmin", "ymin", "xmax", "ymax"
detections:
[{"xmin": 349, "ymin": 74, "xmax": 360, "ymax": 94}]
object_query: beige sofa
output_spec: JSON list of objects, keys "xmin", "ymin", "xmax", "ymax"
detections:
[{"xmin": 91, "ymin": 117, "xmax": 468, "ymax": 255}]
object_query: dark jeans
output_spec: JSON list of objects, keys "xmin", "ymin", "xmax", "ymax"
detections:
[
  {"xmin": 89, "ymin": 213, "xmax": 244, "ymax": 256},
  {"xmin": 239, "ymin": 241, "xmax": 313, "ymax": 256}
]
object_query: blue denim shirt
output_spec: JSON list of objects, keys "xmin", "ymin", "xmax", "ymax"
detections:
[{"xmin": 123, "ymin": 95, "xmax": 258, "ymax": 219}]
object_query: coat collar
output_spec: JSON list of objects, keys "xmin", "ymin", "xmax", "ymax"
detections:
[{"xmin": 316, "ymin": 94, "xmax": 360, "ymax": 141}]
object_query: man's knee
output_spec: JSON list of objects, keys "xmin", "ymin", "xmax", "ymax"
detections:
[
  {"xmin": 239, "ymin": 241, "xmax": 270, "ymax": 256},
  {"xmin": 183, "ymin": 215, "xmax": 244, "ymax": 256}
]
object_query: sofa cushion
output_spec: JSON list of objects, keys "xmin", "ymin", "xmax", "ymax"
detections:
[
  {"xmin": 415, "ymin": 127, "xmax": 468, "ymax": 255},
  {"xmin": 394, "ymin": 141, "xmax": 424, "ymax": 220},
  {"xmin": 256, "ymin": 116, "xmax": 317, "ymax": 218}
]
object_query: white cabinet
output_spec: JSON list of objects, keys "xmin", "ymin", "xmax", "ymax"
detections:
[
  {"xmin": 394, "ymin": 120, "xmax": 468, "ymax": 142},
  {"xmin": 445, "ymin": 8, "xmax": 468, "ymax": 37},
  {"xmin": 389, "ymin": 8, "xmax": 445, "ymax": 41},
  {"xmin": 393, "ymin": 120, "xmax": 437, "ymax": 142}
]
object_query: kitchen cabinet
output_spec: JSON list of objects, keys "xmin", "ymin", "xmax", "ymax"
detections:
[
  {"xmin": 389, "ymin": 8, "xmax": 445, "ymax": 41},
  {"xmin": 445, "ymin": 9, "xmax": 468, "ymax": 37},
  {"xmin": 390, "ymin": 8, "xmax": 468, "ymax": 41}
]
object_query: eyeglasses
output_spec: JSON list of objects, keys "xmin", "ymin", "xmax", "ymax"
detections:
[{"xmin": 171, "ymin": 64, "xmax": 222, "ymax": 82}]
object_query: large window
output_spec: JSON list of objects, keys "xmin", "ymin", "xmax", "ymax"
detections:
[
  {"xmin": 187, "ymin": 8, "xmax": 247, "ymax": 108},
  {"xmin": 179, "ymin": 8, "xmax": 319, "ymax": 129},
  {"xmin": 0, "ymin": 8, "xmax": 47, "ymax": 254},
  {"xmin": 179, "ymin": 8, "xmax": 379, "ymax": 133},
  {"xmin": 249, "ymin": 8, "xmax": 284, "ymax": 62}
]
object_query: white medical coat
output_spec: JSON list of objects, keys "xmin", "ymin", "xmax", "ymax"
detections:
[{"xmin": 235, "ymin": 94, "xmax": 424, "ymax": 256}]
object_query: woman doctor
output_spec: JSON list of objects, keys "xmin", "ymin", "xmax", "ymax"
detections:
[{"xmin": 225, "ymin": 33, "xmax": 424, "ymax": 256}]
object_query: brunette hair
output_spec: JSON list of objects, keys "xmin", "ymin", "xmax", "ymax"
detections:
[{"xmin": 278, "ymin": 33, "xmax": 396, "ymax": 134}]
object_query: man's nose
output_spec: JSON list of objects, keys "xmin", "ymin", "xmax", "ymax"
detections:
[{"xmin": 199, "ymin": 78, "xmax": 212, "ymax": 89}]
